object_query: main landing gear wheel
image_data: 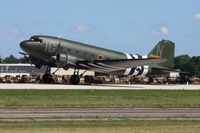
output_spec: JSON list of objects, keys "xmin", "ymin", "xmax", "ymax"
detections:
[
  {"xmin": 70, "ymin": 75, "xmax": 80, "ymax": 85},
  {"xmin": 42, "ymin": 67, "xmax": 52, "ymax": 84},
  {"xmin": 70, "ymin": 68, "xmax": 80, "ymax": 85}
]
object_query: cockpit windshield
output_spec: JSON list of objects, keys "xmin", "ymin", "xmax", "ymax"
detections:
[{"xmin": 29, "ymin": 36, "xmax": 42, "ymax": 43}]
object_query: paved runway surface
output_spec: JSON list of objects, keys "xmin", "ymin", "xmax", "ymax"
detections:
[
  {"xmin": 0, "ymin": 108, "xmax": 200, "ymax": 121},
  {"xmin": 0, "ymin": 83, "xmax": 200, "ymax": 90}
]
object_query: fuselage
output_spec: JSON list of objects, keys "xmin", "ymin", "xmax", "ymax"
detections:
[
  {"xmin": 20, "ymin": 35, "xmax": 149, "ymax": 76},
  {"xmin": 19, "ymin": 35, "xmax": 175, "ymax": 84}
]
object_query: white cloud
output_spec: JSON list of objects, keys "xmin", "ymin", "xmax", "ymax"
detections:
[
  {"xmin": 193, "ymin": 13, "xmax": 200, "ymax": 23},
  {"xmin": 160, "ymin": 26, "xmax": 169, "ymax": 35},
  {"xmin": 74, "ymin": 23, "xmax": 91, "ymax": 33},
  {"xmin": 152, "ymin": 26, "xmax": 169, "ymax": 36}
]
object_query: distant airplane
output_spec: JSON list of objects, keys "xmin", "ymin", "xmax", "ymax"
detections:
[{"xmin": 20, "ymin": 35, "xmax": 175, "ymax": 85}]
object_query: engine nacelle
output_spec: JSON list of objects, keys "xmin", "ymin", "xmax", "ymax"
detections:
[
  {"xmin": 54, "ymin": 53, "xmax": 77, "ymax": 70},
  {"xmin": 56, "ymin": 53, "xmax": 68, "ymax": 63},
  {"xmin": 123, "ymin": 54, "xmax": 150, "ymax": 76}
]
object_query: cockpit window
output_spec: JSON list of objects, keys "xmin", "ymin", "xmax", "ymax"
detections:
[{"xmin": 30, "ymin": 36, "xmax": 42, "ymax": 43}]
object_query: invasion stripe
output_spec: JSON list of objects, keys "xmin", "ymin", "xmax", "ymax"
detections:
[
  {"xmin": 129, "ymin": 68, "xmax": 136, "ymax": 75},
  {"xmin": 132, "ymin": 54, "xmax": 139, "ymax": 59},
  {"xmin": 130, "ymin": 54, "xmax": 135, "ymax": 59},
  {"xmin": 124, "ymin": 53, "xmax": 132, "ymax": 59},
  {"xmin": 123, "ymin": 68, "xmax": 132, "ymax": 75},
  {"xmin": 136, "ymin": 54, "xmax": 142, "ymax": 59},
  {"xmin": 137, "ymin": 66, "xmax": 144, "ymax": 76},
  {"xmin": 141, "ymin": 65, "xmax": 149, "ymax": 76},
  {"xmin": 132, "ymin": 68, "xmax": 140, "ymax": 75}
]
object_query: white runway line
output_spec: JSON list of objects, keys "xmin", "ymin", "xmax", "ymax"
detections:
[{"xmin": 0, "ymin": 83, "xmax": 200, "ymax": 90}]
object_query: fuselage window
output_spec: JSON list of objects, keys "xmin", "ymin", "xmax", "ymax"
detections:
[{"xmin": 97, "ymin": 55, "xmax": 103, "ymax": 60}]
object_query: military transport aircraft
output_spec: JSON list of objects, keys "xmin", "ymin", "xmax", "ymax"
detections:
[{"xmin": 20, "ymin": 35, "xmax": 175, "ymax": 85}]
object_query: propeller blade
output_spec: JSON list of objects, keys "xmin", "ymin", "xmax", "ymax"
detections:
[{"xmin": 19, "ymin": 52, "xmax": 28, "ymax": 56}]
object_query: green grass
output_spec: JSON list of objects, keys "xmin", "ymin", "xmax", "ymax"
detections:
[
  {"xmin": 0, "ymin": 89, "xmax": 200, "ymax": 108},
  {"xmin": 0, "ymin": 120, "xmax": 200, "ymax": 133}
]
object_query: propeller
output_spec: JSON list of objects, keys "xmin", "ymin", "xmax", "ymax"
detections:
[
  {"xmin": 19, "ymin": 52, "xmax": 30, "ymax": 62},
  {"xmin": 19, "ymin": 52, "xmax": 28, "ymax": 56}
]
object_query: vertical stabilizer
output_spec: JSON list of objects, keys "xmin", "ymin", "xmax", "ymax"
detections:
[{"xmin": 148, "ymin": 40, "xmax": 175, "ymax": 68}]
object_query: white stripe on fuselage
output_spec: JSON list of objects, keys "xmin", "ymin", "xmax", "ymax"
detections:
[
  {"xmin": 132, "ymin": 54, "xmax": 139, "ymax": 59},
  {"xmin": 124, "ymin": 53, "xmax": 132, "ymax": 59}
]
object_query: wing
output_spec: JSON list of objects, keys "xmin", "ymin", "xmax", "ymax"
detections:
[{"xmin": 77, "ymin": 58, "xmax": 167, "ymax": 72}]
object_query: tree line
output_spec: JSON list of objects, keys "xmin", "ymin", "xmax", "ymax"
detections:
[
  {"xmin": 0, "ymin": 54, "xmax": 200, "ymax": 77},
  {"xmin": 174, "ymin": 55, "xmax": 200, "ymax": 77},
  {"xmin": 0, "ymin": 55, "xmax": 28, "ymax": 64}
]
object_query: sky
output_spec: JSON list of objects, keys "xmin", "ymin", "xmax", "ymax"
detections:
[{"xmin": 0, "ymin": 0, "xmax": 200, "ymax": 58}]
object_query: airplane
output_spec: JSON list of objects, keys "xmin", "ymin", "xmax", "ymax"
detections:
[{"xmin": 20, "ymin": 35, "xmax": 175, "ymax": 85}]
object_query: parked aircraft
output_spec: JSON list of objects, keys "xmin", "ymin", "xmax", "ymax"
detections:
[{"xmin": 20, "ymin": 35, "xmax": 175, "ymax": 84}]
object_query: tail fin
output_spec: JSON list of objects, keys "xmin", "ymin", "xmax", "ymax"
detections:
[{"xmin": 148, "ymin": 40, "xmax": 175, "ymax": 68}]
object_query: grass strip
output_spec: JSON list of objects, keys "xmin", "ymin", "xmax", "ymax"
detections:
[
  {"xmin": 0, "ymin": 120, "xmax": 200, "ymax": 133},
  {"xmin": 0, "ymin": 89, "xmax": 199, "ymax": 108}
]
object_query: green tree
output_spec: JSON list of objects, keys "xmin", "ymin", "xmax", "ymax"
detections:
[
  {"xmin": 18, "ymin": 56, "xmax": 29, "ymax": 63},
  {"xmin": 0, "ymin": 56, "xmax": 2, "ymax": 63},
  {"xmin": 191, "ymin": 56, "xmax": 200, "ymax": 77},
  {"xmin": 3, "ymin": 55, "xmax": 19, "ymax": 63},
  {"xmin": 174, "ymin": 55, "xmax": 191, "ymax": 70},
  {"xmin": 175, "ymin": 55, "xmax": 200, "ymax": 77}
]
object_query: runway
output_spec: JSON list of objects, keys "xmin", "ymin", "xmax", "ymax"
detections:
[
  {"xmin": 0, "ymin": 83, "xmax": 200, "ymax": 90},
  {"xmin": 0, "ymin": 108, "xmax": 200, "ymax": 121}
]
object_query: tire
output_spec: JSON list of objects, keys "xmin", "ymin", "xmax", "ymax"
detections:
[
  {"xmin": 42, "ymin": 73, "xmax": 52, "ymax": 84},
  {"xmin": 70, "ymin": 75, "xmax": 80, "ymax": 85}
]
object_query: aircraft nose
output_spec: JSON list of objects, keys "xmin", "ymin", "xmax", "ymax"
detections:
[
  {"xmin": 20, "ymin": 40, "xmax": 37, "ymax": 53},
  {"xmin": 20, "ymin": 40, "xmax": 30, "ymax": 49}
]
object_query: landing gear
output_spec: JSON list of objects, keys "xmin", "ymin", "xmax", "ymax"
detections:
[
  {"xmin": 42, "ymin": 67, "xmax": 52, "ymax": 84},
  {"xmin": 70, "ymin": 75, "xmax": 80, "ymax": 85},
  {"xmin": 70, "ymin": 69, "xmax": 80, "ymax": 85}
]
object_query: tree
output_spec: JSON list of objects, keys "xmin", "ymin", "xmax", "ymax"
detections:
[
  {"xmin": 18, "ymin": 56, "xmax": 29, "ymax": 63},
  {"xmin": 3, "ymin": 55, "xmax": 19, "ymax": 63},
  {"xmin": 191, "ymin": 56, "xmax": 200, "ymax": 77},
  {"xmin": 0, "ymin": 56, "xmax": 2, "ymax": 63},
  {"xmin": 174, "ymin": 55, "xmax": 191, "ymax": 70},
  {"xmin": 175, "ymin": 55, "xmax": 200, "ymax": 77}
]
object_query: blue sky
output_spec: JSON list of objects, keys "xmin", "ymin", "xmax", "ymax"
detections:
[{"xmin": 0, "ymin": 0, "xmax": 200, "ymax": 58}]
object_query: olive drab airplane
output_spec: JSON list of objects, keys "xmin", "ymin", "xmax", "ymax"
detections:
[{"xmin": 20, "ymin": 35, "xmax": 175, "ymax": 85}]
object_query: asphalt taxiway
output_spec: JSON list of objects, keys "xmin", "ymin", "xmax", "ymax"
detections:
[
  {"xmin": 0, "ymin": 83, "xmax": 199, "ymax": 90},
  {"xmin": 0, "ymin": 108, "xmax": 200, "ymax": 121}
]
